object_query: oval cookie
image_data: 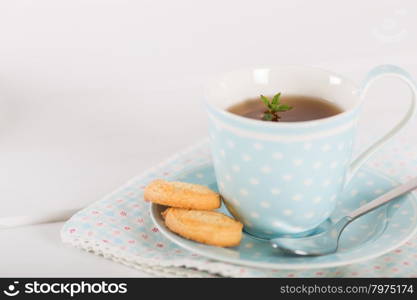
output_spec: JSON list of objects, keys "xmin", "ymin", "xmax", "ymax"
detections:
[
  {"xmin": 144, "ymin": 179, "xmax": 221, "ymax": 210},
  {"xmin": 163, "ymin": 208, "xmax": 243, "ymax": 247}
]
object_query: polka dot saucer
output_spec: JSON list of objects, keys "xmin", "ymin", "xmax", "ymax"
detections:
[{"xmin": 151, "ymin": 164, "xmax": 417, "ymax": 269}]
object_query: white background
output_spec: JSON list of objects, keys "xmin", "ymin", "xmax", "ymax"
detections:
[{"xmin": 0, "ymin": 0, "xmax": 416, "ymax": 276}]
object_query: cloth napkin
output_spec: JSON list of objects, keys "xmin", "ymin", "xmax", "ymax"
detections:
[{"xmin": 61, "ymin": 138, "xmax": 417, "ymax": 277}]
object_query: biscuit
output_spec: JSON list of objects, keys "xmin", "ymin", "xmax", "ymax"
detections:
[
  {"xmin": 162, "ymin": 208, "xmax": 243, "ymax": 247},
  {"xmin": 144, "ymin": 179, "xmax": 221, "ymax": 210}
]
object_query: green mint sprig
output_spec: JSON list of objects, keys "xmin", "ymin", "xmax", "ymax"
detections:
[{"xmin": 260, "ymin": 93, "xmax": 292, "ymax": 121}]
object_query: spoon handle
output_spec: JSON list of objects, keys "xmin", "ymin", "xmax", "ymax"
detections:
[{"xmin": 348, "ymin": 176, "xmax": 417, "ymax": 220}]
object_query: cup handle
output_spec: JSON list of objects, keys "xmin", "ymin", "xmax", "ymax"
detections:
[{"xmin": 347, "ymin": 65, "xmax": 417, "ymax": 181}]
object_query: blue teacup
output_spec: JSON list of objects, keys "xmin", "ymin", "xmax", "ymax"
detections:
[{"xmin": 205, "ymin": 65, "xmax": 416, "ymax": 238}]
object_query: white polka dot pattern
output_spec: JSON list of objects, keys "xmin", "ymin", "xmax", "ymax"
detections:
[
  {"xmin": 63, "ymin": 139, "xmax": 417, "ymax": 278},
  {"xmin": 209, "ymin": 130, "xmax": 355, "ymax": 237}
]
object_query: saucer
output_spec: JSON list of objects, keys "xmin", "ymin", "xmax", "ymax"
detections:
[{"xmin": 151, "ymin": 164, "xmax": 417, "ymax": 269}]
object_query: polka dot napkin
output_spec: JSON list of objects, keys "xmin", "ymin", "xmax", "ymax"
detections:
[{"xmin": 61, "ymin": 137, "xmax": 417, "ymax": 277}]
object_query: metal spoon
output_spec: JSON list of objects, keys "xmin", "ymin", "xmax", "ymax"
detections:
[{"xmin": 270, "ymin": 176, "xmax": 417, "ymax": 256}]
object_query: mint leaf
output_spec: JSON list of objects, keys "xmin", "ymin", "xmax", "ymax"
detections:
[
  {"xmin": 271, "ymin": 93, "xmax": 281, "ymax": 106},
  {"xmin": 262, "ymin": 112, "xmax": 273, "ymax": 121},
  {"xmin": 277, "ymin": 104, "xmax": 293, "ymax": 112},
  {"xmin": 260, "ymin": 95, "xmax": 270, "ymax": 107},
  {"xmin": 259, "ymin": 92, "xmax": 292, "ymax": 122}
]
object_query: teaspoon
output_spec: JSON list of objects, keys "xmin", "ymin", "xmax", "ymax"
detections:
[{"xmin": 270, "ymin": 177, "xmax": 417, "ymax": 256}]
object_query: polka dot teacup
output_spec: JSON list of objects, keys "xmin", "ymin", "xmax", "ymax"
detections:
[{"xmin": 204, "ymin": 65, "xmax": 417, "ymax": 238}]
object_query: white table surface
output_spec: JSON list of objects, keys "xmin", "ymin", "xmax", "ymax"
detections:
[
  {"xmin": 0, "ymin": 0, "xmax": 416, "ymax": 277},
  {"xmin": 0, "ymin": 222, "xmax": 146, "ymax": 277}
]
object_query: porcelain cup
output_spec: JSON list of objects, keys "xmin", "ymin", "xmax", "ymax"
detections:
[{"xmin": 205, "ymin": 65, "xmax": 417, "ymax": 238}]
